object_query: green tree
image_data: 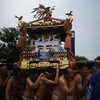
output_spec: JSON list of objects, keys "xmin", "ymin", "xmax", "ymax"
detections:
[
  {"xmin": 94, "ymin": 56, "xmax": 100, "ymax": 60},
  {"xmin": 0, "ymin": 27, "xmax": 21, "ymax": 63},
  {"xmin": 75, "ymin": 55, "xmax": 88, "ymax": 61}
]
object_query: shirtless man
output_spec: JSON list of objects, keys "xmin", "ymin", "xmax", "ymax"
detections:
[
  {"xmin": 0, "ymin": 64, "xmax": 11, "ymax": 100},
  {"xmin": 76, "ymin": 63, "xmax": 90, "ymax": 100},
  {"xmin": 5, "ymin": 68, "xmax": 21, "ymax": 100},
  {"xmin": 18, "ymin": 72, "xmax": 28, "ymax": 100},
  {"xmin": 51, "ymin": 67, "xmax": 80, "ymax": 100},
  {"xmin": 33, "ymin": 66, "xmax": 59, "ymax": 100},
  {"xmin": 22, "ymin": 70, "xmax": 43, "ymax": 100}
]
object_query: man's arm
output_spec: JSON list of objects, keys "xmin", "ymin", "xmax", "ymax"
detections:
[
  {"xmin": 28, "ymin": 73, "xmax": 43, "ymax": 89},
  {"xmin": 5, "ymin": 77, "xmax": 13, "ymax": 100},
  {"xmin": 0, "ymin": 72, "xmax": 10, "ymax": 88},
  {"xmin": 41, "ymin": 66, "xmax": 59, "ymax": 85},
  {"xmin": 77, "ymin": 81, "xmax": 87, "ymax": 96},
  {"xmin": 59, "ymin": 77, "xmax": 78, "ymax": 95},
  {"xmin": 77, "ymin": 75, "xmax": 89, "ymax": 96}
]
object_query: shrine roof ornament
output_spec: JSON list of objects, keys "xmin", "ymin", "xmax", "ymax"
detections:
[
  {"xmin": 65, "ymin": 11, "xmax": 73, "ymax": 16},
  {"xmin": 65, "ymin": 11, "xmax": 73, "ymax": 23},
  {"xmin": 31, "ymin": 4, "xmax": 55, "ymax": 19}
]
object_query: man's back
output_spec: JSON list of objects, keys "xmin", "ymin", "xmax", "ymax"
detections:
[
  {"xmin": 52, "ymin": 67, "xmax": 80, "ymax": 100},
  {"xmin": 23, "ymin": 77, "xmax": 36, "ymax": 99},
  {"xmin": 34, "ymin": 77, "xmax": 49, "ymax": 99},
  {"xmin": 0, "ymin": 74, "xmax": 8, "ymax": 99},
  {"xmin": 5, "ymin": 68, "xmax": 21, "ymax": 100},
  {"xmin": 66, "ymin": 79, "xmax": 77, "ymax": 100},
  {"xmin": 76, "ymin": 73, "xmax": 89, "ymax": 100},
  {"xmin": 0, "ymin": 65, "xmax": 10, "ymax": 100},
  {"xmin": 53, "ymin": 79, "xmax": 66, "ymax": 100},
  {"xmin": 22, "ymin": 72, "xmax": 43, "ymax": 100},
  {"xmin": 8, "ymin": 76, "xmax": 20, "ymax": 96},
  {"xmin": 52, "ymin": 75, "xmax": 68, "ymax": 100},
  {"xmin": 33, "ymin": 66, "xmax": 59, "ymax": 100}
]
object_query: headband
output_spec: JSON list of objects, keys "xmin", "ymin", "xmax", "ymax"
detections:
[{"xmin": 46, "ymin": 71, "xmax": 55, "ymax": 75}]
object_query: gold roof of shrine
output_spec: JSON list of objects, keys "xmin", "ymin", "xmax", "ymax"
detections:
[{"xmin": 26, "ymin": 16, "xmax": 66, "ymax": 41}]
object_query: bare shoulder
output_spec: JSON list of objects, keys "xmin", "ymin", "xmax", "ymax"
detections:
[
  {"xmin": 6, "ymin": 76, "xmax": 13, "ymax": 86},
  {"xmin": 26, "ymin": 77, "xmax": 34, "ymax": 87},
  {"xmin": 8, "ymin": 76, "xmax": 13, "ymax": 83},
  {"xmin": 26, "ymin": 77, "xmax": 30, "ymax": 84},
  {"xmin": 59, "ymin": 75, "xmax": 64, "ymax": 81},
  {"xmin": 40, "ymin": 76, "xmax": 47, "ymax": 81},
  {"xmin": 26, "ymin": 77, "xmax": 33, "ymax": 85},
  {"xmin": 26, "ymin": 77, "xmax": 30, "ymax": 81},
  {"xmin": 59, "ymin": 75, "xmax": 68, "ymax": 90},
  {"xmin": 40, "ymin": 76, "xmax": 52, "ymax": 84},
  {"xmin": 59, "ymin": 75, "xmax": 66, "ymax": 84}
]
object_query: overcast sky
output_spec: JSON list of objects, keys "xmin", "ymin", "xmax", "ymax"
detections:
[{"xmin": 0, "ymin": 0, "xmax": 100, "ymax": 60}]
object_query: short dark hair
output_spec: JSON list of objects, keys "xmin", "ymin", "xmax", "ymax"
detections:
[
  {"xmin": 30, "ymin": 69, "xmax": 37, "ymax": 75},
  {"xmin": 0, "ymin": 64, "xmax": 6, "ymax": 68},
  {"xmin": 46, "ymin": 66, "xmax": 55, "ymax": 75},
  {"xmin": 0, "ymin": 64, "xmax": 7, "ymax": 71},
  {"xmin": 92, "ymin": 64, "xmax": 99, "ymax": 71},
  {"xmin": 64, "ymin": 67, "xmax": 72, "ymax": 74},
  {"xmin": 79, "ymin": 63, "xmax": 88, "ymax": 69},
  {"xmin": 13, "ymin": 68, "xmax": 21, "ymax": 76}
]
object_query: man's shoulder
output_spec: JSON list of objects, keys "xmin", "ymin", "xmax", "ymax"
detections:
[
  {"xmin": 26, "ymin": 77, "xmax": 33, "ymax": 84},
  {"xmin": 40, "ymin": 76, "xmax": 47, "ymax": 81},
  {"xmin": 26, "ymin": 77, "xmax": 30, "ymax": 81},
  {"xmin": 59, "ymin": 74, "xmax": 64, "ymax": 79},
  {"xmin": 9, "ymin": 76, "xmax": 14, "ymax": 81},
  {"xmin": 59, "ymin": 75, "xmax": 66, "ymax": 83},
  {"xmin": 7, "ymin": 76, "xmax": 14, "ymax": 84}
]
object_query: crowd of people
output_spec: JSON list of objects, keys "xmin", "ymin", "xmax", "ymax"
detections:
[{"xmin": 0, "ymin": 60, "xmax": 100, "ymax": 100}]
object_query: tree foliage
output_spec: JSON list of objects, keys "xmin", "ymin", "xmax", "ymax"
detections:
[
  {"xmin": 75, "ymin": 55, "xmax": 88, "ymax": 61},
  {"xmin": 94, "ymin": 56, "xmax": 100, "ymax": 60},
  {"xmin": 0, "ymin": 27, "xmax": 22, "ymax": 63}
]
